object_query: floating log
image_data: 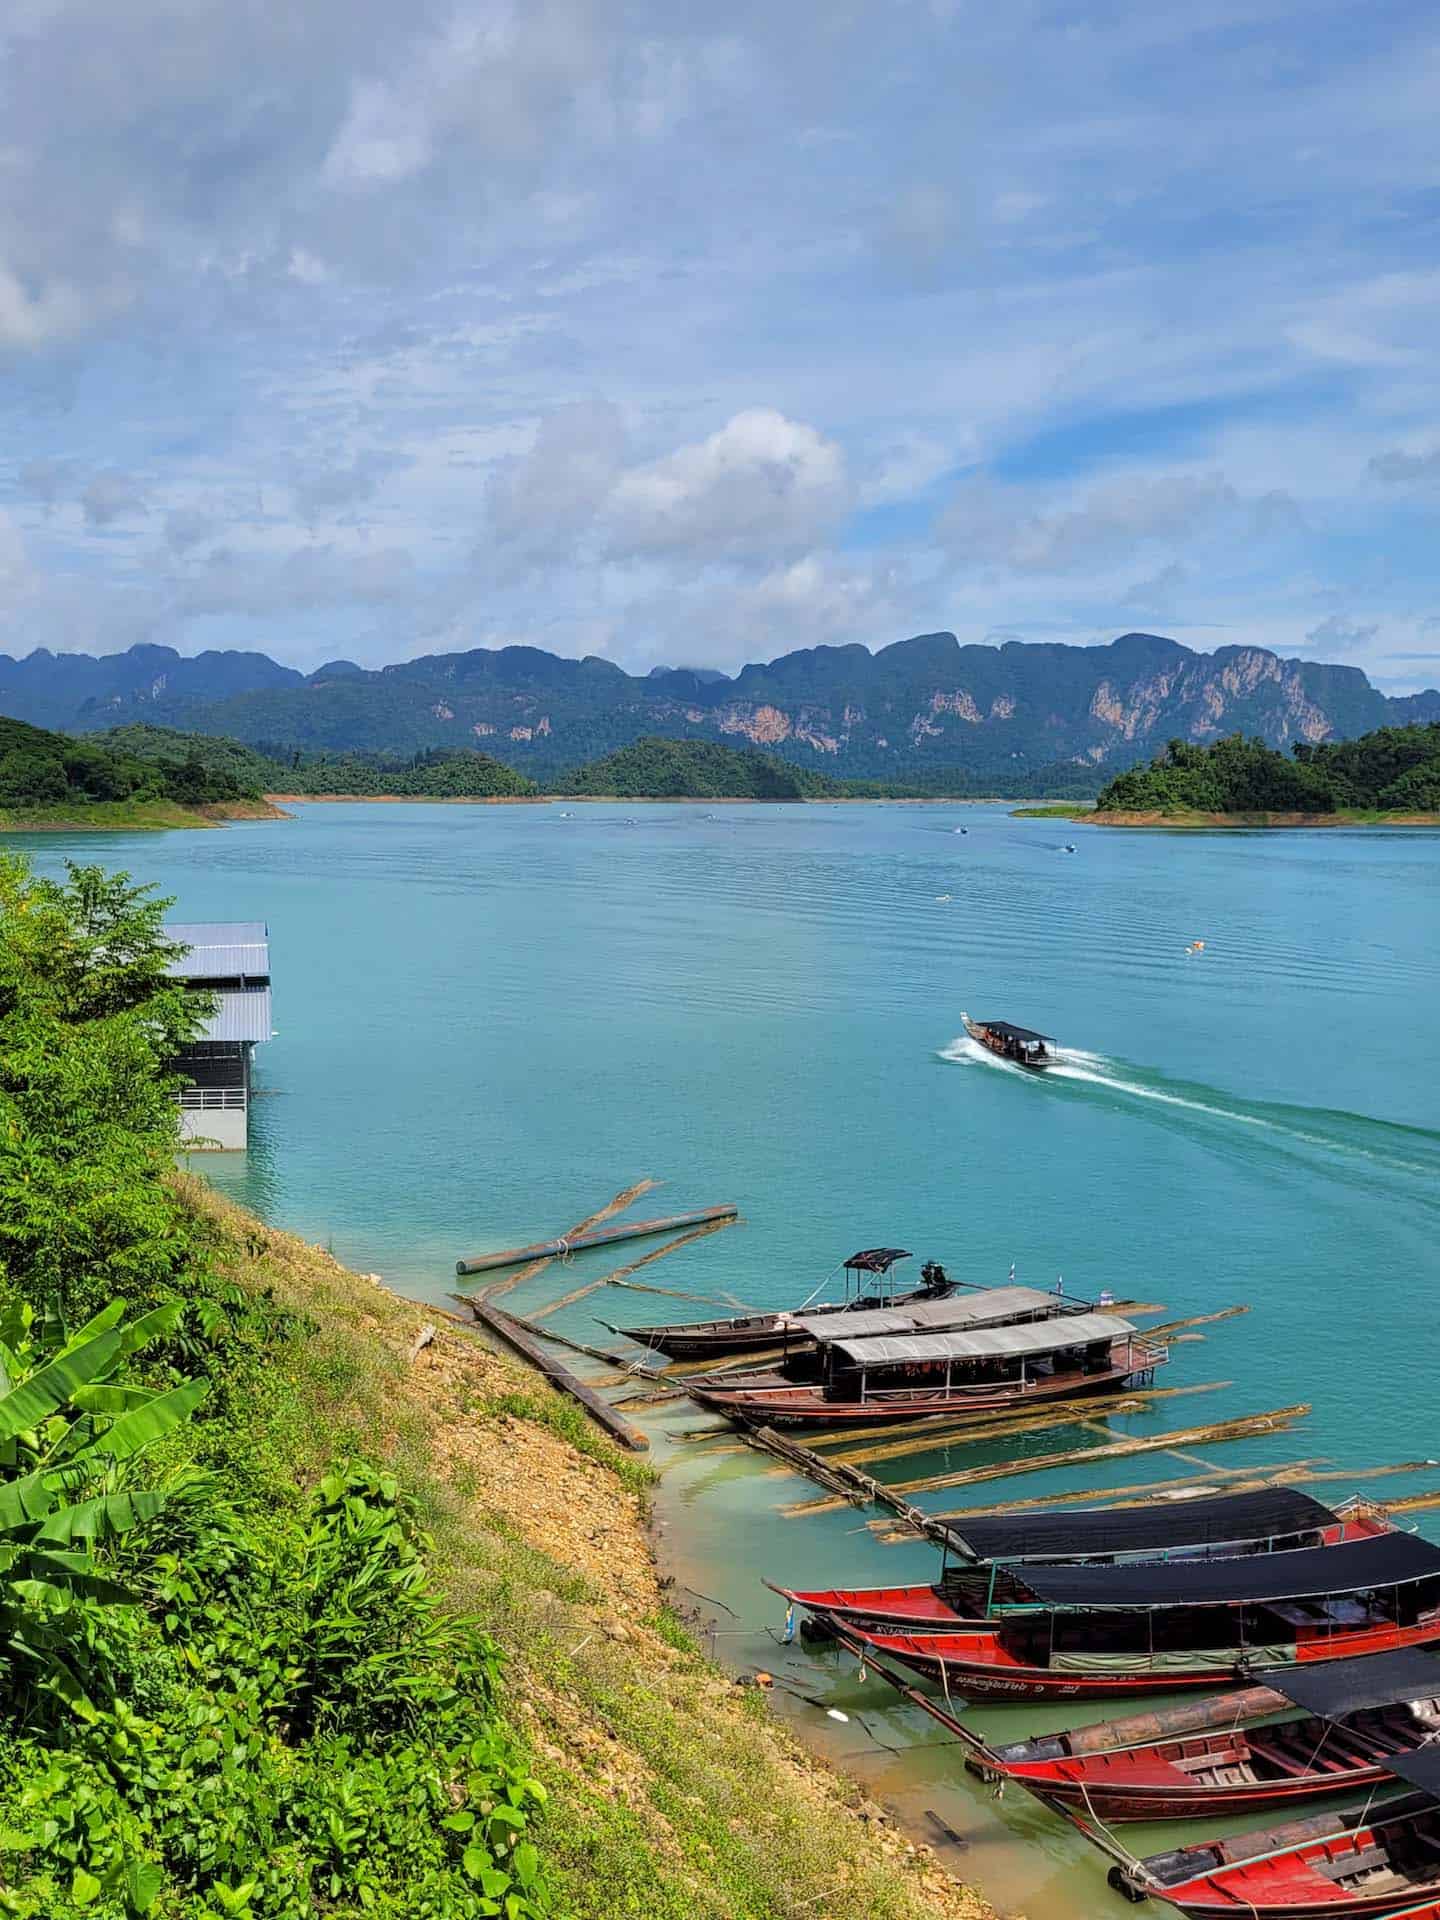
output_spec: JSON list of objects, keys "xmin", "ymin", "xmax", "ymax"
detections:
[
  {"xmin": 528, "ymin": 1215, "xmax": 735, "ymax": 1320},
  {"xmin": 785, "ymin": 1404, "xmax": 1310, "ymax": 1519},
  {"xmin": 462, "ymin": 1299, "xmax": 649, "ymax": 1451},
  {"xmin": 1144, "ymin": 1304, "xmax": 1249, "ymax": 1342},
  {"xmin": 816, "ymin": 1381, "xmax": 1231, "ymax": 1472},
  {"xmin": 457, "ymin": 1204, "xmax": 738, "ymax": 1276},
  {"xmin": 480, "ymin": 1178, "xmax": 658, "ymax": 1302}
]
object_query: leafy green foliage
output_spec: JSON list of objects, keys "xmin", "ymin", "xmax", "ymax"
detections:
[
  {"xmin": 90, "ymin": 728, "xmax": 538, "ymax": 800},
  {"xmin": 0, "ymin": 718, "xmax": 250, "ymax": 815},
  {"xmin": 0, "ymin": 854, "xmax": 547, "ymax": 1919},
  {"xmin": 1096, "ymin": 723, "xmax": 1440, "ymax": 815}
]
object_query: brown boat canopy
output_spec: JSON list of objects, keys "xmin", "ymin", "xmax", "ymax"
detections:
[{"xmin": 828, "ymin": 1308, "xmax": 1135, "ymax": 1369}]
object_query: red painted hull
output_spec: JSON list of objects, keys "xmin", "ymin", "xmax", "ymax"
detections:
[
  {"xmin": 992, "ymin": 1749, "xmax": 1385, "ymax": 1823},
  {"xmin": 848, "ymin": 1615, "xmax": 1440, "ymax": 1702},
  {"xmin": 1131, "ymin": 1797, "xmax": 1440, "ymax": 1915}
]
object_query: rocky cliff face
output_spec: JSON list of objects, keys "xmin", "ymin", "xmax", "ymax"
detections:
[{"xmin": 1, "ymin": 631, "xmax": 1435, "ymax": 784}]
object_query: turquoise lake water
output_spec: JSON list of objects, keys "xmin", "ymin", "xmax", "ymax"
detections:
[{"xmin": 9, "ymin": 799, "xmax": 1440, "ymax": 1917}]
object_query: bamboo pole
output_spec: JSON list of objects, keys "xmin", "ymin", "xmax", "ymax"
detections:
[
  {"xmin": 457, "ymin": 1204, "xmax": 737, "ymax": 1276},
  {"xmin": 464, "ymin": 1300, "xmax": 649, "ymax": 1451},
  {"xmin": 528, "ymin": 1215, "xmax": 735, "ymax": 1320},
  {"xmin": 814, "ymin": 1381, "xmax": 1232, "ymax": 1471},
  {"xmin": 478, "ymin": 1178, "xmax": 659, "ymax": 1302},
  {"xmin": 1386, "ymin": 1488, "xmax": 1440, "ymax": 1514},
  {"xmin": 783, "ymin": 1403, "xmax": 1310, "ymax": 1518},
  {"xmin": 1144, "ymin": 1304, "xmax": 1249, "ymax": 1342}
]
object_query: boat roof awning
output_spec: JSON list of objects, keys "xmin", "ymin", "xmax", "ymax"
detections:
[
  {"xmin": 1380, "ymin": 1745, "xmax": 1440, "ymax": 1801},
  {"xmin": 792, "ymin": 1286, "xmax": 1066, "ymax": 1345},
  {"xmin": 1012, "ymin": 1532, "xmax": 1440, "ymax": 1610},
  {"xmin": 843, "ymin": 1248, "xmax": 911, "ymax": 1273},
  {"xmin": 945, "ymin": 1489, "xmax": 1341, "ymax": 1564},
  {"xmin": 1260, "ymin": 1648, "xmax": 1440, "ymax": 1720},
  {"xmin": 830, "ymin": 1308, "xmax": 1135, "ymax": 1369},
  {"xmin": 976, "ymin": 1021, "xmax": 1051, "ymax": 1043}
]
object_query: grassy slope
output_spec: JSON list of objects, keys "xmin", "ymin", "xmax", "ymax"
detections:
[
  {"xmin": 0, "ymin": 796, "xmax": 286, "ymax": 831},
  {"xmin": 1015, "ymin": 804, "xmax": 1440, "ymax": 826},
  {"xmin": 180, "ymin": 1176, "xmax": 992, "ymax": 1920}
]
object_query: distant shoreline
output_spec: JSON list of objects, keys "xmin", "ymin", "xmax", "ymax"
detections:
[
  {"xmin": 1018, "ymin": 805, "xmax": 1440, "ymax": 829},
  {"xmin": 267, "ymin": 790, "xmax": 1018, "ymax": 807},
  {"xmin": 0, "ymin": 795, "xmax": 287, "ymax": 833}
]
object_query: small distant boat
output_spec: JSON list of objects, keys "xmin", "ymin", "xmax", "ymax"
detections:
[{"xmin": 963, "ymin": 1015, "xmax": 1055, "ymax": 1069}]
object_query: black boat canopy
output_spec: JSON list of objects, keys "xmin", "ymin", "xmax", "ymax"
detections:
[
  {"xmin": 946, "ymin": 1489, "xmax": 1339, "ymax": 1565},
  {"xmin": 1380, "ymin": 1745, "xmax": 1440, "ymax": 1801},
  {"xmin": 1011, "ymin": 1530, "xmax": 1440, "ymax": 1611},
  {"xmin": 1259, "ymin": 1647, "xmax": 1440, "ymax": 1720},
  {"xmin": 843, "ymin": 1248, "xmax": 911, "ymax": 1273},
  {"xmin": 975, "ymin": 1021, "xmax": 1052, "ymax": 1043}
]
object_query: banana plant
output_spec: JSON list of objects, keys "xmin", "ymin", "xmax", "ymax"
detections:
[{"xmin": 0, "ymin": 1294, "xmax": 209, "ymax": 1704}]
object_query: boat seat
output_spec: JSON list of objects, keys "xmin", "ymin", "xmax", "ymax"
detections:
[{"xmin": 1246, "ymin": 1735, "xmax": 1346, "ymax": 1776}]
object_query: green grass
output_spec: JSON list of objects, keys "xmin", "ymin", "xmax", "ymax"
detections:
[{"xmin": 1011, "ymin": 802, "xmax": 1091, "ymax": 818}]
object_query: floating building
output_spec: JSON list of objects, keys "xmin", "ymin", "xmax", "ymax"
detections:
[{"xmin": 164, "ymin": 921, "xmax": 272, "ymax": 1150}]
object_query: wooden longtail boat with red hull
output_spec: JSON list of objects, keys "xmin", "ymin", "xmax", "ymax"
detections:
[
  {"xmin": 770, "ymin": 1492, "xmax": 1393, "ymax": 1634},
  {"xmin": 1112, "ymin": 1746, "xmax": 1440, "ymax": 1914},
  {"xmin": 603, "ymin": 1247, "xmax": 945, "ymax": 1360},
  {"xmin": 974, "ymin": 1647, "xmax": 1440, "ymax": 1822},
  {"xmin": 842, "ymin": 1532, "xmax": 1440, "ymax": 1701},
  {"xmin": 686, "ymin": 1307, "xmax": 1163, "ymax": 1427},
  {"xmin": 962, "ymin": 1015, "xmax": 1056, "ymax": 1069}
]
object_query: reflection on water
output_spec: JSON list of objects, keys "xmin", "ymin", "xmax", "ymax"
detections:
[{"xmin": 8, "ymin": 801, "xmax": 1440, "ymax": 1920}]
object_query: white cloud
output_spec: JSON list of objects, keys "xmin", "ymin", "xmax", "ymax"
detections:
[
  {"xmin": 939, "ymin": 470, "xmax": 1238, "ymax": 574},
  {"xmin": 608, "ymin": 409, "xmax": 848, "ymax": 560},
  {"xmin": 1304, "ymin": 613, "xmax": 1380, "ymax": 654},
  {"xmin": 82, "ymin": 470, "xmax": 148, "ymax": 528}
]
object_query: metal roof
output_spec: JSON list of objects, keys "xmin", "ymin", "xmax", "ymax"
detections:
[
  {"xmin": 193, "ymin": 988, "xmax": 273, "ymax": 1045},
  {"xmin": 793, "ymin": 1286, "xmax": 1067, "ymax": 1345},
  {"xmin": 975, "ymin": 1020, "xmax": 1052, "ymax": 1043},
  {"xmin": 830, "ymin": 1308, "xmax": 1135, "ymax": 1368},
  {"xmin": 164, "ymin": 922, "xmax": 269, "ymax": 980}
]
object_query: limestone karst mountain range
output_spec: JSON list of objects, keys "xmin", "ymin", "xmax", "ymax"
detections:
[{"xmin": 2, "ymin": 630, "xmax": 1435, "ymax": 785}]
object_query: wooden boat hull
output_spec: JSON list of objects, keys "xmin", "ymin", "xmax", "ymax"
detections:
[
  {"xmin": 848, "ymin": 1617, "xmax": 1440, "ymax": 1702},
  {"xmin": 688, "ymin": 1358, "xmax": 1142, "ymax": 1428},
  {"xmin": 1122, "ymin": 1792, "xmax": 1440, "ymax": 1916},
  {"xmin": 610, "ymin": 1282, "xmax": 958, "ymax": 1359},
  {"xmin": 962, "ymin": 1015, "xmax": 1052, "ymax": 1070}
]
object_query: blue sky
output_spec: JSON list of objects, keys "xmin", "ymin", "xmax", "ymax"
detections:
[{"xmin": 1, "ymin": 0, "xmax": 1439, "ymax": 687}]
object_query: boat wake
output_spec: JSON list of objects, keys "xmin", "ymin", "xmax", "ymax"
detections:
[{"xmin": 939, "ymin": 1032, "xmax": 1440, "ymax": 1182}]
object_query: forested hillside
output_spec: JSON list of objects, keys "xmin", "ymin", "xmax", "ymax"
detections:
[
  {"xmin": 1095, "ymin": 725, "xmax": 1440, "ymax": 814},
  {"xmin": 0, "ymin": 714, "xmax": 253, "ymax": 818},
  {"xmin": 95, "ymin": 726, "xmax": 538, "ymax": 798}
]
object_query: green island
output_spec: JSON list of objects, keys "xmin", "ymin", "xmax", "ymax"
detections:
[
  {"xmin": 1016, "ymin": 723, "xmax": 1440, "ymax": 826},
  {"xmin": 0, "ymin": 853, "xmax": 987, "ymax": 1920}
]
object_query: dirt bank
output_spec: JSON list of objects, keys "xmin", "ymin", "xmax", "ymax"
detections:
[{"xmin": 182, "ymin": 1177, "xmax": 1001, "ymax": 1920}]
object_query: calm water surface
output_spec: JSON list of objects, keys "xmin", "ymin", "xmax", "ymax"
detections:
[{"xmin": 10, "ymin": 800, "xmax": 1440, "ymax": 1918}]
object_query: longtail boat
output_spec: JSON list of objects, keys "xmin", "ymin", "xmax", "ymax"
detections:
[
  {"xmin": 1111, "ymin": 1747, "xmax": 1440, "ymax": 1914},
  {"xmin": 841, "ymin": 1532, "xmax": 1440, "ymax": 1700},
  {"xmin": 686, "ymin": 1308, "xmax": 1163, "ymax": 1428},
  {"xmin": 769, "ymin": 1492, "xmax": 1393, "ymax": 1634},
  {"xmin": 973, "ymin": 1646, "xmax": 1440, "ymax": 1821},
  {"xmin": 962, "ymin": 1014, "xmax": 1055, "ymax": 1069},
  {"xmin": 683, "ymin": 1285, "xmax": 1090, "ymax": 1393},
  {"xmin": 602, "ymin": 1246, "xmax": 937, "ymax": 1360}
]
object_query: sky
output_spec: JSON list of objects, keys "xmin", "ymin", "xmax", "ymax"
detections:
[{"xmin": 1, "ymin": 0, "xmax": 1439, "ymax": 689}]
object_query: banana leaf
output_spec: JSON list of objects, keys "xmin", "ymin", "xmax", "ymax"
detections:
[
  {"xmin": 0, "ymin": 1331, "xmax": 123, "ymax": 1444},
  {"xmin": 91, "ymin": 1377, "xmax": 208, "ymax": 1461},
  {"xmin": 38, "ymin": 1489, "xmax": 166, "ymax": 1543}
]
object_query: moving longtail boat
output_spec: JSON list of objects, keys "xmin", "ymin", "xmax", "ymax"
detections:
[
  {"xmin": 686, "ymin": 1308, "xmax": 1162, "ymax": 1428},
  {"xmin": 1112, "ymin": 1747, "xmax": 1440, "ymax": 1914},
  {"xmin": 962, "ymin": 1014, "xmax": 1056, "ymax": 1069},
  {"xmin": 840, "ymin": 1532, "xmax": 1440, "ymax": 1701},
  {"xmin": 769, "ymin": 1492, "xmax": 1394, "ymax": 1634},
  {"xmin": 974, "ymin": 1646, "xmax": 1440, "ymax": 1822},
  {"xmin": 602, "ymin": 1247, "xmax": 941, "ymax": 1360}
]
